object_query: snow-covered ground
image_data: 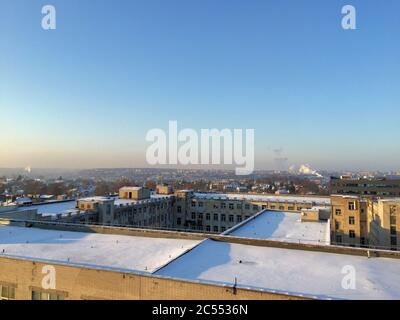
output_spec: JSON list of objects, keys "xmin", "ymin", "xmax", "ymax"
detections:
[
  {"xmin": 156, "ymin": 239, "xmax": 400, "ymax": 300},
  {"xmin": 194, "ymin": 193, "xmax": 331, "ymax": 205},
  {"xmin": 0, "ymin": 225, "xmax": 200, "ymax": 273},
  {"xmin": 228, "ymin": 210, "xmax": 330, "ymax": 245}
]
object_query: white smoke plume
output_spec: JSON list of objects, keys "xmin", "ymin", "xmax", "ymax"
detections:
[{"xmin": 289, "ymin": 164, "xmax": 322, "ymax": 177}]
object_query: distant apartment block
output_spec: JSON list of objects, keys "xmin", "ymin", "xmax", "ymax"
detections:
[{"xmin": 330, "ymin": 176, "xmax": 400, "ymax": 196}]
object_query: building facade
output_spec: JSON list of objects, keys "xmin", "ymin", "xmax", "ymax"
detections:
[
  {"xmin": 330, "ymin": 195, "xmax": 368, "ymax": 247},
  {"xmin": 330, "ymin": 195, "xmax": 400, "ymax": 250},
  {"xmin": 330, "ymin": 176, "xmax": 400, "ymax": 197},
  {"xmin": 368, "ymin": 199, "xmax": 400, "ymax": 251}
]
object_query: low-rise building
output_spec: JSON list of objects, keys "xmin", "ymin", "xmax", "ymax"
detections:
[{"xmin": 119, "ymin": 186, "xmax": 151, "ymax": 200}]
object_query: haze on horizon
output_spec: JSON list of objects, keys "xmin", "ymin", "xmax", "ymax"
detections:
[{"xmin": 1, "ymin": 0, "xmax": 400, "ymax": 172}]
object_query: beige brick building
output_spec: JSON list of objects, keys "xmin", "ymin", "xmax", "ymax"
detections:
[
  {"xmin": 368, "ymin": 199, "xmax": 399, "ymax": 251},
  {"xmin": 330, "ymin": 195, "xmax": 368, "ymax": 247},
  {"xmin": 330, "ymin": 195, "xmax": 400, "ymax": 250}
]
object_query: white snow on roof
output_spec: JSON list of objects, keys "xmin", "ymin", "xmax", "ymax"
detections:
[
  {"xmin": 194, "ymin": 193, "xmax": 331, "ymax": 205},
  {"xmin": 228, "ymin": 210, "xmax": 330, "ymax": 245},
  {"xmin": 156, "ymin": 239, "xmax": 400, "ymax": 300},
  {"xmin": 0, "ymin": 226, "xmax": 200, "ymax": 273},
  {"xmin": 18, "ymin": 200, "xmax": 76, "ymax": 216}
]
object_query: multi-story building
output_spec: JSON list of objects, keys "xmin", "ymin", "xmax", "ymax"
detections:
[
  {"xmin": 331, "ymin": 195, "xmax": 400, "ymax": 250},
  {"xmin": 330, "ymin": 176, "xmax": 400, "ymax": 197},
  {"xmin": 1, "ymin": 215, "xmax": 400, "ymax": 300},
  {"xmin": 330, "ymin": 195, "xmax": 368, "ymax": 247},
  {"xmin": 77, "ymin": 187, "xmax": 174, "ymax": 229},
  {"xmin": 368, "ymin": 199, "xmax": 400, "ymax": 251},
  {"xmin": 5, "ymin": 186, "xmax": 331, "ymax": 235},
  {"xmin": 174, "ymin": 191, "xmax": 329, "ymax": 233}
]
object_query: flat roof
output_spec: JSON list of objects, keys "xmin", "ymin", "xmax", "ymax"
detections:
[
  {"xmin": 0, "ymin": 225, "xmax": 200, "ymax": 273},
  {"xmin": 227, "ymin": 210, "xmax": 330, "ymax": 245},
  {"xmin": 18, "ymin": 200, "xmax": 76, "ymax": 216},
  {"xmin": 194, "ymin": 193, "xmax": 331, "ymax": 205},
  {"xmin": 156, "ymin": 239, "xmax": 400, "ymax": 300},
  {"xmin": 17, "ymin": 194, "xmax": 174, "ymax": 217}
]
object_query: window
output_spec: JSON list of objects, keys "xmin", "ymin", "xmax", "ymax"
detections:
[
  {"xmin": 229, "ymin": 203, "xmax": 234, "ymax": 210},
  {"xmin": 213, "ymin": 226, "xmax": 219, "ymax": 232},
  {"xmin": 198, "ymin": 202, "xmax": 204, "ymax": 207},
  {"xmin": 221, "ymin": 227, "xmax": 226, "ymax": 232},
  {"xmin": 236, "ymin": 204, "xmax": 242, "ymax": 210},
  {"xmin": 391, "ymin": 237, "xmax": 397, "ymax": 246},
  {"xmin": 198, "ymin": 213, "xmax": 203, "ymax": 220},
  {"xmin": 288, "ymin": 206, "xmax": 294, "ymax": 211},
  {"xmin": 279, "ymin": 206, "xmax": 284, "ymax": 210},
  {"xmin": 221, "ymin": 203, "xmax": 226, "ymax": 209},
  {"xmin": 348, "ymin": 202, "xmax": 357, "ymax": 210},
  {"xmin": 221, "ymin": 214, "xmax": 226, "ymax": 221},
  {"xmin": 391, "ymin": 226, "xmax": 397, "ymax": 236},
  {"xmin": 177, "ymin": 218, "xmax": 181, "ymax": 225},
  {"xmin": 349, "ymin": 230, "xmax": 356, "ymax": 239},
  {"xmin": 390, "ymin": 215, "xmax": 397, "ymax": 226},
  {"xmin": 229, "ymin": 215, "xmax": 234, "ymax": 222},
  {"xmin": 191, "ymin": 201, "xmax": 196, "ymax": 207},
  {"xmin": 336, "ymin": 235, "xmax": 342, "ymax": 243},
  {"xmin": 262, "ymin": 205, "xmax": 267, "ymax": 210},
  {"xmin": 191, "ymin": 212, "xmax": 196, "ymax": 220},
  {"xmin": 335, "ymin": 209, "xmax": 341, "ymax": 216},
  {"xmin": 270, "ymin": 205, "xmax": 276, "ymax": 209},
  {"xmin": 31, "ymin": 290, "xmax": 65, "ymax": 300},
  {"xmin": 177, "ymin": 206, "xmax": 182, "ymax": 213},
  {"xmin": 206, "ymin": 225, "xmax": 211, "ymax": 232},
  {"xmin": 237, "ymin": 215, "xmax": 242, "ymax": 223},
  {"xmin": 244, "ymin": 204, "xmax": 250, "ymax": 210},
  {"xmin": 349, "ymin": 216, "xmax": 355, "ymax": 225},
  {"xmin": 335, "ymin": 221, "xmax": 340, "ymax": 230},
  {"xmin": 213, "ymin": 214, "xmax": 219, "ymax": 221},
  {"xmin": 0, "ymin": 284, "xmax": 16, "ymax": 300},
  {"xmin": 206, "ymin": 213, "xmax": 210, "ymax": 221}
]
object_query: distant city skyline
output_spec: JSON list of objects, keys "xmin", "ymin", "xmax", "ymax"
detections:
[{"xmin": 1, "ymin": 0, "xmax": 400, "ymax": 171}]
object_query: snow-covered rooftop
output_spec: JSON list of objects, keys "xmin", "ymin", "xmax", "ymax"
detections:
[
  {"xmin": 0, "ymin": 225, "xmax": 200, "ymax": 273},
  {"xmin": 156, "ymin": 239, "xmax": 400, "ymax": 300},
  {"xmin": 18, "ymin": 200, "xmax": 76, "ymax": 216},
  {"xmin": 194, "ymin": 193, "xmax": 331, "ymax": 206},
  {"xmin": 227, "ymin": 210, "xmax": 330, "ymax": 245}
]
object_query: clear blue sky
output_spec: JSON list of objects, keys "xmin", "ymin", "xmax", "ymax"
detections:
[{"xmin": 1, "ymin": 0, "xmax": 399, "ymax": 170}]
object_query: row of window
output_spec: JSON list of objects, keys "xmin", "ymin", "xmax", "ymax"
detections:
[
  {"xmin": 32, "ymin": 290, "xmax": 65, "ymax": 300},
  {"xmin": 189, "ymin": 213, "xmax": 249, "ymax": 223},
  {"xmin": 189, "ymin": 225, "xmax": 227, "ymax": 233},
  {"xmin": 335, "ymin": 230, "xmax": 356, "ymax": 243},
  {"xmin": 0, "ymin": 286, "xmax": 65, "ymax": 300},
  {"xmin": 191, "ymin": 202, "xmax": 262, "ymax": 211}
]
